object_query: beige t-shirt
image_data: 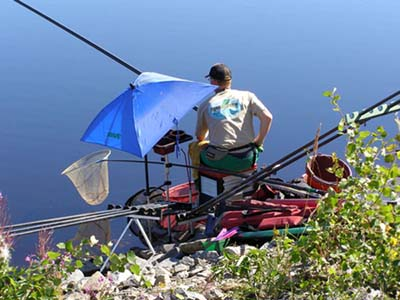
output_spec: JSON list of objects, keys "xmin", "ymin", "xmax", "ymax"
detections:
[{"xmin": 196, "ymin": 89, "xmax": 268, "ymax": 148}]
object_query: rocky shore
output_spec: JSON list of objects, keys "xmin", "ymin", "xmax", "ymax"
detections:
[
  {"xmin": 62, "ymin": 239, "xmax": 260, "ymax": 300},
  {"xmin": 62, "ymin": 237, "xmax": 385, "ymax": 300}
]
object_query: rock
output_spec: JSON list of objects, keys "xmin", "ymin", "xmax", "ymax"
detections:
[
  {"xmin": 259, "ymin": 241, "xmax": 275, "ymax": 250},
  {"xmin": 64, "ymin": 292, "xmax": 90, "ymax": 300},
  {"xmin": 180, "ymin": 255, "xmax": 195, "ymax": 267},
  {"xmin": 176, "ymin": 270, "xmax": 189, "ymax": 279},
  {"xmin": 155, "ymin": 272, "xmax": 171, "ymax": 288},
  {"xmin": 173, "ymin": 263, "xmax": 190, "ymax": 274},
  {"xmin": 200, "ymin": 250, "xmax": 220, "ymax": 263},
  {"xmin": 184, "ymin": 290, "xmax": 208, "ymax": 300},
  {"xmin": 197, "ymin": 269, "xmax": 212, "ymax": 278},
  {"xmin": 188, "ymin": 266, "xmax": 204, "ymax": 277},
  {"xmin": 81, "ymin": 271, "xmax": 109, "ymax": 292},
  {"xmin": 157, "ymin": 257, "xmax": 178, "ymax": 271},
  {"xmin": 218, "ymin": 278, "xmax": 245, "ymax": 292},
  {"xmin": 61, "ymin": 269, "xmax": 85, "ymax": 289},
  {"xmin": 107, "ymin": 269, "xmax": 132, "ymax": 286},
  {"xmin": 205, "ymin": 288, "xmax": 225, "ymax": 300}
]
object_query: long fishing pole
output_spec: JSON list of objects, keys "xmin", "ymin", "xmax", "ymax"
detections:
[
  {"xmin": 12, "ymin": 0, "xmax": 160, "ymax": 199},
  {"xmin": 2, "ymin": 208, "xmax": 119, "ymax": 230},
  {"xmin": 180, "ymin": 92, "xmax": 400, "ymax": 219},
  {"xmin": 268, "ymin": 90, "xmax": 400, "ymax": 172},
  {"xmin": 14, "ymin": 0, "xmax": 142, "ymax": 75},
  {"xmin": 7, "ymin": 209, "xmax": 125, "ymax": 235},
  {"xmin": 103, "ymin": 158, "xmax": 325, "ymax": 196},
  {"xmin": 7, "ymin": 204, "xmax": 167, "ymax": 237}
]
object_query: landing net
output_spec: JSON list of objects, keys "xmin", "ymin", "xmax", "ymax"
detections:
[{"xmin": 62, "ymin": 150, "xmax": 111, "ymax": 205}]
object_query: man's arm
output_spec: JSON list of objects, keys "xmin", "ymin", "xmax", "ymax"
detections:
[
  {"xmin": 195, "ymin": 109, "xmax": 208, "ymax": 141},
  {"xmin": 253, "ymin": 108, "xmax": 273, "ymax": 146}
]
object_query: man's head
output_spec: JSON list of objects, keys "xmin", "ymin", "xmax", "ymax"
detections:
[{"xmin": 205, "ymin": 63, "xmax": 232, "ymax": 87}]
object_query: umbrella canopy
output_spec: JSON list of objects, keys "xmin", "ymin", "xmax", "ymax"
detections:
[{"xmin": 81, "ymin": 72, "xmax": 216, "ymax": 158}]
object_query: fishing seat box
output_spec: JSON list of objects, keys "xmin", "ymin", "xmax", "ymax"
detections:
[{"xmin": 198, "ymin": 164, "xmax": 257, "ymax": 205}]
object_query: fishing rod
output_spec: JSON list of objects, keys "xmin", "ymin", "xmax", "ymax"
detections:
[
  {"xmin": 179, "ymin": 92, "xmax": 400, "ymax": 220},
  {"xmin": 14, "ymin": 0, "xmax": 204, "ymax": 199},
  {"xmin": 268, "ymin": 90, "xmax": 400, "ymax": 173},
  {"xmin": 103, "ymin": 158, "xmax": 326, "ymax": 197},
  {"xmin": 5, "ymin": 203, "xmax": 168, "ymax": 237},
  {"xmin": 14, "ymin": 0, "xmax": 142, "ymax": 75},
  {"xmin": 7, "ymin": 209, "xmax": 125, "ymax": 235},
  {"xmin": 2, "ymin": 208, "xmax": 119, "ymax": 230}
]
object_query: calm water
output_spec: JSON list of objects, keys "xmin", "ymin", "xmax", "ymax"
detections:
[{"xmin": 1, "ymin": 0, "xmax": 399, "ymax": 265}]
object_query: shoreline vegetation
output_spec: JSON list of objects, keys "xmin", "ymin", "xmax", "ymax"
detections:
[{"xmin": 1, "ymin": 94, "xmax": 399, "ymax": 299}]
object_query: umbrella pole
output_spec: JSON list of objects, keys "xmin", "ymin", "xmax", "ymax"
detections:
[
  {"xmin": 144, "ymin": 155, "xmax": 152, "ymax": 240},
  {"xmin": 144, "ymin": 155, "xmax": 151, "ymax": 200}
]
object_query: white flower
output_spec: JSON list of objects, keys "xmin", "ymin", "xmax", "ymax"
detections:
[
  {"xmin": 89, "ymin": 235, "xmax": 99, "ymax": 247},
  {"xmin": 0, "ymin": 244, "xmax": 10, "ymax": 262}
]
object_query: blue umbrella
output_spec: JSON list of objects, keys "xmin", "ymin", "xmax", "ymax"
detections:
[{"xmin": 81, "ymin": 72, "xmax": 216, "ymax": 157}]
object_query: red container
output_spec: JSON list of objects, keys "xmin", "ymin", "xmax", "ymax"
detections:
[
  {"xmin": 305, "ymin": 154, "xmax": 352, "ymax": 192},
  {"xmin": 162, "ymin": 182, "xmax": 199, "ymax": 203}
]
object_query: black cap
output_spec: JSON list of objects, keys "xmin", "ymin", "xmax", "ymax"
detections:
[{"xmin": 205, "ymin": 63, "xmax": 232, "ymax": 81}]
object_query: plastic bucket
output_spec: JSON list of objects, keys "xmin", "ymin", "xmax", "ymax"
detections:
[
  {"xmin": 305, "ymin": 154, "xmax": 352, "ymax": 192},
  {"xmin": 162, "ymin": 182, "xmax": 199, "ymax": 203}
]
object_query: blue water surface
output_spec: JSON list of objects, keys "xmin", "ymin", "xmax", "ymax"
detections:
[{"xmin": 1, "ymin": 0, "xmax": 399, "ymax": 265}]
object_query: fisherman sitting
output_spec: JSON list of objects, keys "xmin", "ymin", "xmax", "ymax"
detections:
[{"xmin": 190, "ymin": 63, "xmax": 273, "ymax": 200}]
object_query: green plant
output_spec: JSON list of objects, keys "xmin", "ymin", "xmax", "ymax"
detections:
[
  {"xmin": 0, "ymin": 233, "xmax": 147, "ymax": 299},
  {"xmin": 214, "ymin": 235, "xmax": 296, "ymax": 299},
  {"xmin": 214, "ymin": 90, "xmax": 400, "ymax": 299}
]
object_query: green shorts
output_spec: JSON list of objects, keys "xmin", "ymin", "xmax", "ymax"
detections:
[{"xmin": 200, "ymin": 145, "xmax": 259, "ymax": 172}]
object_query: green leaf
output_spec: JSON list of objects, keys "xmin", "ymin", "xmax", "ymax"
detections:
[
  {"xmin": 56, "ymin": 242, "xmax": 66, "ymax": 249},
  {"xmin": 359, "ymin": 131, "xmax": 370, "ymax": 140},
  {"xmin": 101, "ymin": 245, "xmax": 111, "ymax": 256},
  {"xmin": 109, "ymin": 254, "xmax": 121, "ymax": 265},
  {"xmin": 47, "ymin": 251, "xmax": 60, "ymax": 260},
  {"xmin": 144, "ymin": 279, "xmax": 153, "ymax": 288},
  {"xmin": 75, "ymin": 260, "xmax": 83, "ymax": 269},
  {"xmin": 126, "ymin": 251, "xmax": 136, "ymax": 264},
  {"xmin": 384, "ymin": 154, "xmax": 395, "ymax": 163},
  {"xmin": 130, "ymin": 264, "xmax": 140, "ymax": 276},
  {"xmin": 93, "ymin": 256, "xmax": 103, "ymax": 266},
  {"xmin": 65, "ymin": 241, "xmax": 74, "ymax": 253},
  {"xmin": 323, "ymin": 90, "xmax": 332, "ymax": 97}
]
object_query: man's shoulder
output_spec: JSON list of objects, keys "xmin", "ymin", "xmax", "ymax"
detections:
[{"xmin": 227, "ymin": 89, "xmax": 255, "ymax": 98}]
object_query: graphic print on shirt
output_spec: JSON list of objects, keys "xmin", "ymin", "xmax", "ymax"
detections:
[{"xmin": 208, "ymin": 98, "xmax": 243, "ymax": 120}]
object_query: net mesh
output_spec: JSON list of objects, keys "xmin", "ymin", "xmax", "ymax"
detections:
[{"xmin": 62, "ymin": 150, "xmax": 111, "ymax": 205}]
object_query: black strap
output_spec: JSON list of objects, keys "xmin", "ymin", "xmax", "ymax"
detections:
[{"xmin": 229, "ymin": 142, "xmax": 257, "ymax": 152}]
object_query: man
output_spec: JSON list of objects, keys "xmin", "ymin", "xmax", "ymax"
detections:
[{"xmin": 195, "ymin": 63, "xmax": 273, "ymax": 173}]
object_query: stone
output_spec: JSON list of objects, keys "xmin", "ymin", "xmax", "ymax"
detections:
[
  {"xmin": 157, "ymin": 257, "xmax": 178, "ymax": 271},
  {"xmin": 188, "ymin": 266, "xmax": 204, "ymax": 277},
  {"xmin": 197, "ymin": 269, "xmax": 212, "ymax": 278},
  {"xmin": 155, "ymin": 273, "xmax": 171, "ymax": 289},
  {"xmin": 107, "ymin": 269, "xmax": 133, "ymax": 286},
  {"xmin": 205, "ymin": 288, "xmax": 225, "ymax": 300},
  {"xmin": 81, "ymin": 271, "xmax": 109, "ymax": 292},
  {"xmin": 180, "ymin": 255, "xmax": 195, "ymax": 267},
  {"xmin": 176, "ymin": 270, "xmax": 189, "ymax": 279},
  {"xmin": 173, "ymin": 263, "xmax": 190, "ymax": 274},
  {"xmin": 184, "ymin": 290, "xmax": 208, "ymax": 300},
  {"xmin": 202, "ymin": 250, "xmax": 220, "ymax": 263},
  {"xmin": 64, "ymin": 292, "xmax": 90, "ymax": 300},
  {"xmin": 61, "ymin": 269, "xmax": 85, "ymax": 289}
]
